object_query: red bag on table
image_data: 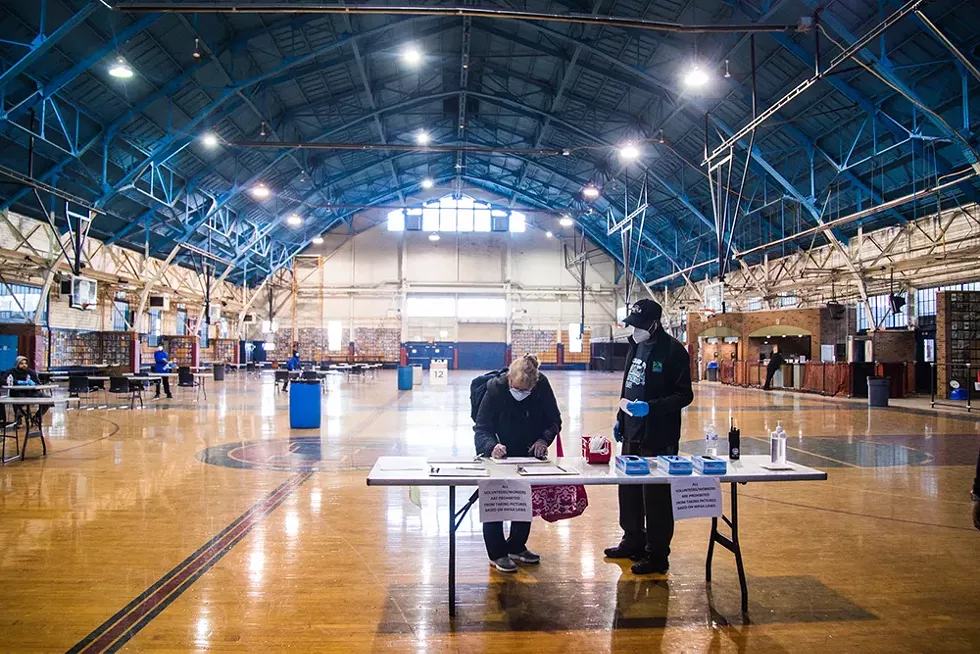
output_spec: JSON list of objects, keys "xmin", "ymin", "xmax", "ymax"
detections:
[{"xmin": 531, "ymin": 433, "xmax": 588, "ymax": 522}]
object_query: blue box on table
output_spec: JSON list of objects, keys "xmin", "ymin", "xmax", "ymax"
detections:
[
  {"xmin": 655, "ymin": 455, "xmax": 693, "ymax": 475},
  {"xmin": 615, "ymin": 455, "xmax": 650, "ymax": 476},
  {"xmin": 691, "ymin": 455, "xmax": 727, "ymax": 475}
]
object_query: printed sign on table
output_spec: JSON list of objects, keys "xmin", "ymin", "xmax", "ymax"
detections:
[
  {"xmin": 478, "ymin": 479, "xmax": 532, "ymax": 523},
  {"xmin": 669, "ymin": 475, "xmax": 722, "ymax": 520}
]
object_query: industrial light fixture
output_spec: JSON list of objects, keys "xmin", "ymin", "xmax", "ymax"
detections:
[
  {"xmin": 312, "ymin": 236, "xmax": 324, "ymax": 245},
  {"xmin": 582, "ymin": 184, "xmax": 600, "ymax": 200},
  {"xmin": 619, "ymin": 142, "xmax": 640, "ymax": 162},
  {"xmin": 202, "ymin": 132, "xmax": 219, "ymax": 148},
  {"xmin": 683, "ymin": 65, "xmax": 710, "ymax": 88},
  {"xmin": 259, "ymin": 121, "xmax": 267, "ymax": 137},
  {"xmin": 421, "ymin": 178, "xmax": 434, "ymax": 189},
  {"xmin": 428, "ymin": 233, "xmax": 440, "ymax": 242},
  {"xmin": 286, "ymin": 214, "xmax": 303, "ymax": 227},
  {"xmin": 559, "ymin": 215, "xmax": 574, "ymax": 228},
  {"xmin": 251, "ymin": 184, "xmax": 271, "ymax": 199},
  {"xmin": 402, "ymin": 46, "xmax": 422, "ymax": 67},
  {"xmin": 724, "ymin": 59, "xmax": 731, "ymax": 78},
  {"xmin": 193, "ymin": 38, "xmax": 202, "ymax": 59},
  {"xmin": 109, "ymin": 56, "xmax": 134, "ymax": 79},
  {"xmin": 546, "ymin": 231, "xmax": 554, "ymax": 238},
  {"xmin": 416, "ymin": 130, "xmax": 430, "ymax": 146}
]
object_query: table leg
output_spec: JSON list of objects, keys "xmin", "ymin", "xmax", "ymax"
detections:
[
  {"xmin": 448, "ymin": 486, "xmax": 456, "ymax": 618},
  {"xmin": 705, "ymin": 482, "xmax": 749, "ymax": 613}
]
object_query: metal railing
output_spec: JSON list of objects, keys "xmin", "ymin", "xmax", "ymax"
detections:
[{"xmin": 930, "ymin": 362, "xmax": 973, "ymax": 412}]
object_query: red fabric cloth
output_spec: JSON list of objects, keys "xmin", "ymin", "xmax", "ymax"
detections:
[{"xmin": 531, "ymin": 433, "xmax": 588, "ymax": 522}]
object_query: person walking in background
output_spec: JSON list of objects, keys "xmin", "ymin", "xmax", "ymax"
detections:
[
  {"xmin": 973, "ymin": 447, "xmax": 980, "ymax": 530},
  {"xmin": 763, "ymin": 344, "xmax": 785, "ymax": 390},
  {"xmin": 605, "ymin": 299, "xmax": 693, "ymax": 575},
  {"xmin": 283, "ymin": 350, "xmax": 301, "ymax": 391},
  {"xmin": 152, "ymin": 345, "xmax": 175, "ymax": 399},
  {"xmin": 474, "ymin": 354, "xmax": 561, "ymax": 573}
]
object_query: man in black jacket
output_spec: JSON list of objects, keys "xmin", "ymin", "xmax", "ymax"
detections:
[
  {"xmin": 763, "ymin": 344, "xmax": 785, "ymax": 390},
  {"xmin": 474, "ymin": 354, "xmax": 561, "ymax": 572},
  {"xmin": 604, "ymin": 299, "xmax": 694, "ymax": 575}
]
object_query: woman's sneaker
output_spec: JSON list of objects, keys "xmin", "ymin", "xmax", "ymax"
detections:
[
  {"xmin": 491, "ymin": 556, "xmax": 518, "ymax": 573},
  {"xmin": 509, "ymin": 549, "xmax": 541, "ymax": 564}
]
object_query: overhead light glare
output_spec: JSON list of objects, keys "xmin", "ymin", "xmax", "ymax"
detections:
[
  {"xmin": 312, "ymin": 236, "xmax": 324, "ymax": 245},
  {"xmin": 683, "ymin": 65, "xmax": 710, "ymax": 88},
  {"xmin": 428, "ymin": 233, "xmax": 441, "ymax": 242},
  {"xmin": 619, "ymin": 142, "xmax": 640, "ymax": 162},
  {"xmin": 559, "ymin": 215, "xmax": 574, "ymax": 228},
  {"xmin": 402, "ymin": 46, "xmax": 422, "ymax": 67},
  {"xmin": 582, "ymin": 184, "xmax": 600, "ymax": 200},
  {"xmin": 109, "ymin": 56, "xmax": 134, "ymax": 79},
  {"xmin": 193, "ymin": 38, "xmax": 202, "ymax": 59},
  {"xmin": 416, "ymin": 130, "xmax": 430, "ymax": 146},
  {"xmin": 287, "ymin": 214, "xmax": 303, "ymax": 227},
  {"xmin": 421, "ymin": 178, "xmax": 434, "ymax": 189},
  {"xmin": 202, "ymin": 132, "xmax": 219, "ymax": 148},
  {"xmin": 546, "ymin": 231, "xmax": 554, "ymax": 238},
  {"xmin": 251, "ymin": 184, "xmax": 271, "ymax": 199}
]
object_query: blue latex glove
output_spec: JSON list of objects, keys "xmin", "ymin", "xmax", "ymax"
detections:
[
  {"xmin": 16, "ymin": 380, "xmax": 28, "ymax": 386},
  {"xmin": 27, "ymin": 379, "xmax": 36, "ymax": 386},
  {"xmin": 625, "ymin": 400, "xmax": 649, "ymax": 417},
  {"xmin": 613, "ymin": 421, "xmax": 622, "ymax": 443}
]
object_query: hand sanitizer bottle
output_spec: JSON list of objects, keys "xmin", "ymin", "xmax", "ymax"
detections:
[
  {"xmin": 770, "ymin": 429, "xmax": 787, "ymax": 466},
  {"xmin": 705, "ymin": 424, "xmax": 718, "ymax": 457}
]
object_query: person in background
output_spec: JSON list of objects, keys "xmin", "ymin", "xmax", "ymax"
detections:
[
  {"xmin": 283, "ymin": 350, "xmax": 301, "ymax": 391},
  {"xmin": 605, "ymin": 299, "xmax": 693, "ymax": 575},
  {"xmin": 972, "ymin": 447, "xmax": 980, "ymax": 530},
  {"xmin": 4, "ymin": 355, "xmax": 46, "ymax": 426},
  {"xmin": 152, "ymin": 345, "xmax": 175, "ymax": 399},
  {"xmin": 763, "ymin": 344, "xmax": 785, "ymax": 391},
  {"xmin": 474, "ymin": 354, "xmax": 561, "ymax": 573}
]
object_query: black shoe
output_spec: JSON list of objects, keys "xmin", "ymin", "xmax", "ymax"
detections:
[
  {"xmin": 604, "ymin": 544, "xmax": 645, "ymax": 561},
  {"xmin": 630, "ymin": 558, "xmax": 669, "ymax": 575},
  {"xmin": 154, "ymin": 394, "xmax": 161, "ymax": 399},
  {"xmin": 166, "ymin": 394, "xmax": 173, "ymax": 399}
]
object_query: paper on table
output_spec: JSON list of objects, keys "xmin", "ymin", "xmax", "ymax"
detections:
[
  {"xmin": 761, "ymin": 462, "xmax": 796, "ymax": 471},
  {"xmin": 377, "ymin": 457, "xmax": 427, "ymax": 471},
  {"xmin": 488, "ymin": 457, "xmax": 549, "ymax": 465},
  {"xmin": 429, "ymin": 467, "xmax": 489, "ymax": 477},
  {"xmin": 516, "ymin": 465, "xmax": 578, "ymax": 476},
  {"xmin": 426, "ymin": 456, "xmax": 481, "ymax": 464}
]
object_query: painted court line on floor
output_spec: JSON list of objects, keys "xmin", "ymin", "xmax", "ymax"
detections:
[{"xmin": 67, "ymin": 471, "xmax": 314, "ymax": 654}]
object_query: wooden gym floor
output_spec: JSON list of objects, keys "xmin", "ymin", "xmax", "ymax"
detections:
[{"xmin": 0, "ymin": 370, "xmax": 978, "ymax": 653}]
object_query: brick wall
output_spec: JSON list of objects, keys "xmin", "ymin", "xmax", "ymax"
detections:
[{"xmin": 870, "ymin": 330, "xmax": 915, "ymax": 362}]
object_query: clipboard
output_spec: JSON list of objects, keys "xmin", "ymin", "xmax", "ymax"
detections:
[
  {"xmin": 516, "ymin": 464, "xmax": 577, "ymax": 476},
  {"xmin": 428, "ymin": 466, "xmax": 489, "ymax": 477}
]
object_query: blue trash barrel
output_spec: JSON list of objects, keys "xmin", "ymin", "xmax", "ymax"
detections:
[
  {"xmin": 867, "ymin": 376, "xmax": 890, "ymax": 407},
  {"xmin": 397, "ymin": 366, "xmax": 414, "ymax": 391},
  {"xmin": 289, "ymin": 380, "xmax": 321, "ymax": 429}
]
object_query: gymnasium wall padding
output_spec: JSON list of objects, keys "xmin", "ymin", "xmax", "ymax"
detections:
[{"xmin": 456, "ymin": 342, "xmax": 507, "ymax": 370}]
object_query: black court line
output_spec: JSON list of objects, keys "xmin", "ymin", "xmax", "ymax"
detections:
[{"xmin": 67, "ymin": 471, "xmax": 313, "ymax": 653}]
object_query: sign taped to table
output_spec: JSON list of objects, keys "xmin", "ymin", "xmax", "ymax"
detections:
[
  {"xmin": 670, "ymin": 475, "xmax": 722, "ymax": 520},
  {"xmin": 478, "ymin": 479, "xmax": 532, "ymax": 523}
]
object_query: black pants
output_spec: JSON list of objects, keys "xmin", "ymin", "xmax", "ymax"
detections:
[
  {"xmin": 763, "ymin": 364, "xmax": 779, "ymax": 389},
  {"xmin": 154, "ymin": 377, "xmax": 172, "ymax": 397},
  {"xmin": 974, "ymin": 446, "xmax": 979, "ymax": 497},
  {"xmin": 617, "ymin": 440, "xmax": 676, "ymax": 562},
  {"xmin": 483, "ymin": 521, "xmax": 531, "ymax": 560}
]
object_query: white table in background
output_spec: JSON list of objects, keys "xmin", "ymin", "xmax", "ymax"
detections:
[
  {"xmin": 2, "ymin": 385, "xmax": 60, "ymax": 394},
  {"xmin": 367, "ymin": 454, "xmax": 827, "ymax": 617},
  {"xmin": 192, "ymin": 373, "xmax": 212, "ymax": 400},
  {"xmin": 0, "ymin": 396, "xmax": 79, "ymax": 461}
]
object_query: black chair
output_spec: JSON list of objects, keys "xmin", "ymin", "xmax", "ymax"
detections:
[
  {"xmin": 177, "ymin": 366, "xmax": 194, "ymax": 387},
  {"xmin": 109, "ymin": 376, "xmax": 143, "ymax": 409},
  {"xmin": 301, "ymin": 370, "xmax": 318, "ymax": 381},
  {"xmin": 274, "ymin": 370, "xmax": 290, "ymax": 393},
  {"xmin": 68, "ymin": 375, "xmax": 93, "ymax": 403}
]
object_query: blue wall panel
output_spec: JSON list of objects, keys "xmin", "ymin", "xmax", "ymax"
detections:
[{"xmin": 457, "ymin": 342, "xmax": 506, "ymax": 370}]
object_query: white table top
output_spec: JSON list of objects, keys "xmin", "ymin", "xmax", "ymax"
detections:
[
  {"xmin": 0, "ymin": 397, "xmax": 79, "ymax": 406},
  {"xmin": 129, "ymin": 376, "xmax": 162, "ymax": 382},
  {"xmin": 366, "ymin": 455, "xmax": 827, "ymax": 487},
  {"xmin": 192, "ymin": 373, "xmax": 212, "ymax": 378},
  {"xmin": 86, "ymin": 376, "xmax": 110, "ymax": 381},
  {"xmin": 3, "ymin": 385, "xmax": 59, "ymax": 392}
]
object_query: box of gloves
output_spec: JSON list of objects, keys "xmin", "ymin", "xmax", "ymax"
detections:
[{"xmin": 581, "ymin": 434, "xmax": 612, "ymax": 464}]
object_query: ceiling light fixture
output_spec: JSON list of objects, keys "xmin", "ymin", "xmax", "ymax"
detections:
[
  {"xmin": 202, "ymin": 133, "xmax": 219, "ymax": 148},
  {"xmin": 402, "ymin": 46, "xmax": 422, "ymax": 67},
  {"xmin": 109, "ymin": 56, "xmax": 134, "ymax": 79},
  {"xmin": 259, "ymin": 121, "xmax": 267, "ymax": 137},
  {"xmin": 724, "ymin": 59, "xmax": 731, "ymax": 78},
  {"xmin": 421, "ymin": 178, "xmax": 434, "ymax": 189},
  {"xmin": 559, "ymin": 215, "xmax": 574, "ymax": 228},
  {"xmin": 683, "ymin": 65, "xmax": 710, "ymax": 88},
  {"xmin": 287, "ymin": 214, "xmax": 303, "ymax": 227},
  {"xmin": 193, "ymin": 38, "xmax": 202, "ymax": 59},
  {"xmin": 619, "ymin": 142, "xmax": 640, "ymax": 162},
  {"xmin": 312, "ymin": 236, "xmax": 324, "ymax": 245},
  {"xmin": 546, "ymin": 231, "xmax": 554, "ymax": 238},
  {"xmin": 251, "ymin": 184, "xmax": 271, "ymax": 199},
  {"xmin": 582, "ymin": 184, "xmax": 600, "ymax": 200},
  {"xmin": 428, "ymin": 233, "xmax": 440, "ymax": 242},
  {"xmin": 416, "ymin": 130, "xmax": 430, "ymax": 146}
]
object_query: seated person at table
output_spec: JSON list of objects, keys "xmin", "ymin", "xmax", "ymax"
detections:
[
  {"xmin": 3, "ymin": 355, "xmax": 47, "ymax": 426},
  {"xmin": 152, "ymin": 345, "xmax": 175, "ymax": 399},
  {"xmin": 473, "ymin": 354, "xmax": 561, "ymax": 573},
  {"xmin": 283, "ymin": 351, "xmax": 301, "ymax": 391}
]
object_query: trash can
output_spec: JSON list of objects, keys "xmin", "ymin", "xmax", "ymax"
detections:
[
  {"xmin": 412, "ymin": 364, "xmax": 423, "ymax": 386},
  {"xmin": 706, "ymin": 367, "xmax": 718, "ymax": 382},
  {"xmin": 397, "ymin": 366, "xmax": 414, "ymax": 391},
  {"xmin": 213, "ymin": 363, "xmax": 226, "ymax": 382},
  {"xmin": 289, "ymin": 380, "xmax": 321, "ymax": 429},
  {"xmin": 177, "ymin": 366, "xmax": 194, "ymax": 387},
  {"xmin": 868, "ymin": 376, "xmax": 890, "ymax": 407}
]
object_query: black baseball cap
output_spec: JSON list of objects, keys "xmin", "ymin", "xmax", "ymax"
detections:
[{"xmin": 623, "ymin": 299, "xmax": 663, "ymax": 328}]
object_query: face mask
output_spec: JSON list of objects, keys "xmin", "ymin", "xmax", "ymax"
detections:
[
  {"xmin": 510, "ymin": 388, "xmax": 532, "ymax": 402},
  {"xmin": 631, "ymin": 327, "xmax": 651, "ymax": 344}
]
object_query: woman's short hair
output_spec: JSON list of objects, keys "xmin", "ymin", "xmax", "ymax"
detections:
[{"xmin": 508, "ymin": 354, "xmax": 540, "ymax": 391}]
